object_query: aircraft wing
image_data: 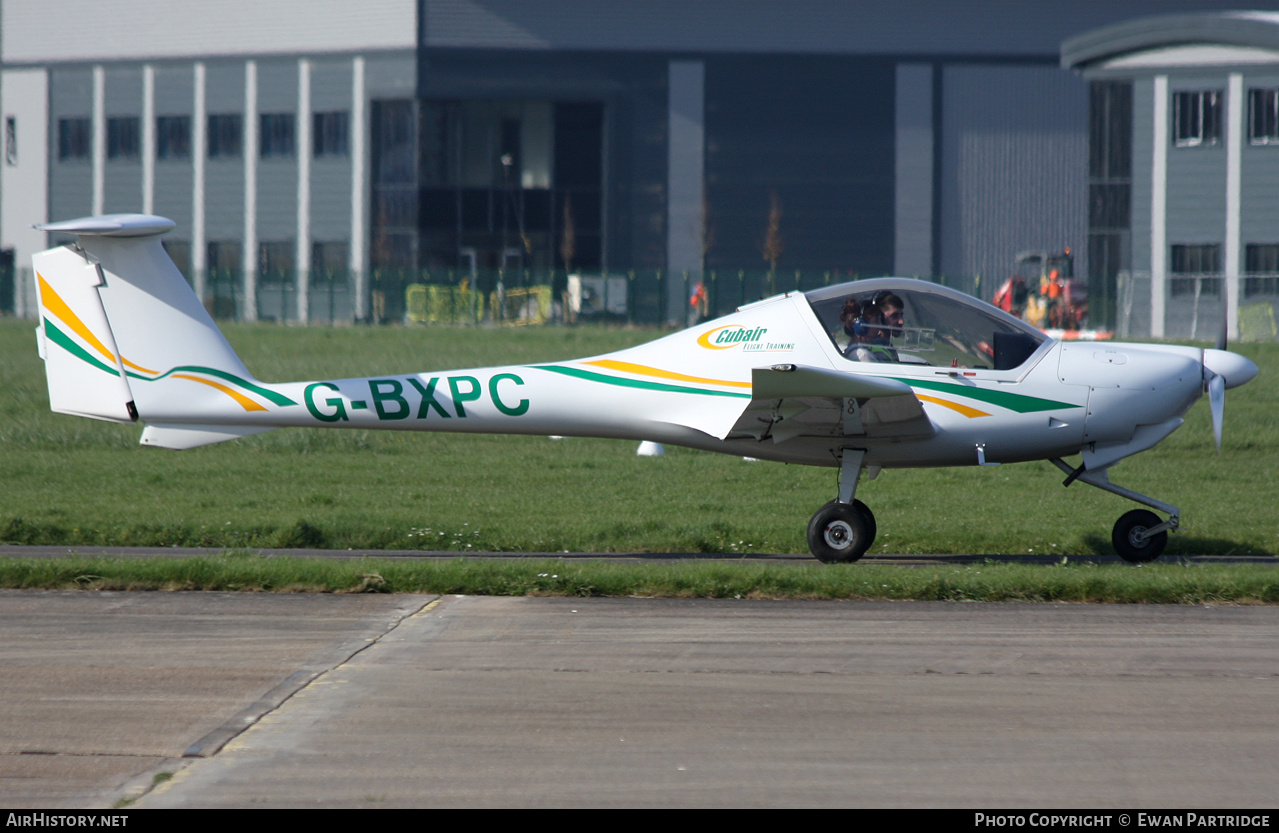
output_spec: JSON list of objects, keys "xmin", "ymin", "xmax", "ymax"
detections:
[{"xmin": 701, "ymin": 364, "xmax": 935, "ymax": 443}]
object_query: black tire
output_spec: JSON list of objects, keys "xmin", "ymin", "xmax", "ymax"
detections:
[
  {"xmin": 1112, "ymin": 509, "xmax": 1167, "ymax": 563},
  {"xmin": 807, "ymin": 500, "xmax": 874, "ymax": 563},
  {"xmin": 851, "ymin": 499, "xmax": 877, "ymax": 550},
  {"xmin": 808, "ymin": 499, "xmax": 877, "ymax": 549}
]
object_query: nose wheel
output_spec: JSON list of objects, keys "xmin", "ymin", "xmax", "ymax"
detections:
[
  {"xmin": 1052, "ymin": 459, "xmax": 1178, "ymax": 563},
  {"xmin": 1112, "ymin": 509, "xmax": 1168, "ymax": 563},
  {"xmin": 807, "ymin": 499, "xmax": 877, "ymax": 563}
]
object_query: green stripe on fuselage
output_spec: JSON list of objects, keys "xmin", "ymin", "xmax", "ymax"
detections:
[
  {"xmin": 535, "ymin": 364, "xmax": 1071, "ymax": 411},
  {"xmin": 893, "ymin": 376, "xmax": 1076, "ymax": 413},
  {"xmin": 43, "ymin": 318, "xmax": 296, "ymax": 407},
  {"xmin": 157, "ymin": 366, "xmax": 296, "ymax": 406},
  {"xmin": 534, "ymin": 365, "xmax": 751, "ymax": 398}
]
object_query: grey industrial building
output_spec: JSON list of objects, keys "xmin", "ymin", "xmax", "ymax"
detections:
[
  {"xmin": 3, "ymin": 0, "xmax": 1278, "ymax": 336},
  {"xmin": 1065, "ymin": 12, "xmax": 1279, "ymax": 340}
]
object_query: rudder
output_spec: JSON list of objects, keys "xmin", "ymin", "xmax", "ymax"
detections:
[{"xmin": 33, "ymin": 214, "xmax": 264, "ymax": 433}]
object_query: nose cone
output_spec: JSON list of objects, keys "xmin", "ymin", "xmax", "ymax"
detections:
[{"xmin": 1203, "ymin": 349, "xmax": 1259, "ymax": 389}]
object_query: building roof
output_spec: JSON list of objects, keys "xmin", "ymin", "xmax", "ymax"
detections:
[
  {"xmin": 1062, "ymin": 12, "xmax": 1279, "ymax": 71},
  {"xmin": 1, "ymin": 0, "xmax": 416, "ymax": 65}
]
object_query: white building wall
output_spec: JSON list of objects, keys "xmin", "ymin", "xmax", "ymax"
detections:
[
  {"xmin": 1, "ymin": 68, "xmax": 49, "ymax": 316},
  {"xmin": 1, "ymin": 0, "xmax": 415, "ymax": 319}
]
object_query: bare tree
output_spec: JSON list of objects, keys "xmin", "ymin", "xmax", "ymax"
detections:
[
  {"xmin": 696, "ymin": 186, "xmax": 715, "ymax": 273},
  {"xmin": 559, "ymin": 195, "xmax": 577, "ymax": 322},
  {"xmin": 760, "ymin": 190, "xmax": 784, "ymax": 294},
  {"xmin": 689, "ymin": 187, "xmax": 715, "ymax": 321},
  {"xmin": 560, "ymin": 194, "xmax": 576, "ymax": 275},
  {"xmin": 369, "ymin": 205, "xmax": 392, "ymax": 323}
]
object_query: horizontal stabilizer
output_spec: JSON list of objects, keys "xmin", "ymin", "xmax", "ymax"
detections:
[
  {"xmin": 140, "ymin": 423, "xmax": 277, "ymax": 450},
  {"xmin": 38, "ymin": 214, "xmax": 176, "ymax": 238}
]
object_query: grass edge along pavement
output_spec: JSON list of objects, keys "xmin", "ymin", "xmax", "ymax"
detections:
[{"xmin": 0, "ymin": 555, "xmax": 1277, "ymax": 604}]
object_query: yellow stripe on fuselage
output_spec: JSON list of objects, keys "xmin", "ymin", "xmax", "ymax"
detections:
[
  {"xmin": 587, "ymin": 359, "xmax": 994, "ymax": 418},
  {"xmin": 915, "ymin": 393, "xmax": 990, "ymax": 418},
  {"xmin": 171, "ymin": 374, "xmax": 267, "ymax": 412},
  {"xmin": 583, "ymin": 359, "xmax": 751, "ymax": 389}
]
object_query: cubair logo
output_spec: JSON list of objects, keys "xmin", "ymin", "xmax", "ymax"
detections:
[{"xmin": 696, "ymin": 325, "xmax": 767, "ymax": 350}]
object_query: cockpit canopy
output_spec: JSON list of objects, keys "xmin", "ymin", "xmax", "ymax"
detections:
[{"xmin": 805, "ymin": 278, "xmax": 1048, "ymax": 371}]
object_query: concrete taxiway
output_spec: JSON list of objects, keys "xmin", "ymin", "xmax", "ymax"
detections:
[{"xmin": 1, "ymin": 590, "xmax": 1277, "ymax": 808}]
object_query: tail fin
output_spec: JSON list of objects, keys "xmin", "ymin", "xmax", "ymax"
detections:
[{"xmin": 33, "ymin": 214, "xmax": 275, "ymax": 447}]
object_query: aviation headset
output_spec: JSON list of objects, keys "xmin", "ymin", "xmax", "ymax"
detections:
[
  {"xmin": 871, "ymin": 290, "xmax": 902, "ymax": 311},
  {"xmin": 850, "ymin": 301, "xmax": 883, "ymax": 337}
]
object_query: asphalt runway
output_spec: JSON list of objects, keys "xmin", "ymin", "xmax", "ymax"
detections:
[{"xmin": 2, "ymin": 589, "xmax": 1277, "ymax": 808}]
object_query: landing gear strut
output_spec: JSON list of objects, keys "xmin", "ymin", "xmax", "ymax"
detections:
[
  {"xmin": 1051, "ymin": 459, "xmax": 1178, "ymax": 563},
  {"xmin": 806, "ymin": 449, "xmax": 877, "ymax": 563}
]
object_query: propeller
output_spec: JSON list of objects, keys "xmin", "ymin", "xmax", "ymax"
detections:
[
  {"xmin": 1208, "ymin": 371, "xmax": 1225, "ymax": 451},
  {"xmin": 1209, "ymin": 311, "xmax": 1226, "ymax": 451},
  {"xmin": 1202, "ymin": 311, "xmax": 1258, "ymax": 451}
]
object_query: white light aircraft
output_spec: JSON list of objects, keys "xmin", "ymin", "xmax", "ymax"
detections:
[{"xmin": 31, "ymin": 214, "xmax": 1258, "ymax": 563}]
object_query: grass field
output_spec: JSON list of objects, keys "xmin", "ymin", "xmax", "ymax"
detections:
[
  {"xmin": 2, "ymin": 554, "xmax": 1277, "ymax": 604},
  {"xmin": 1, "ymin": 318, "xmax": 1276, "ymax": 560}
]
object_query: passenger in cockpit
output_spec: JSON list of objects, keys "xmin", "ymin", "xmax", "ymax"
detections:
[
  {"xmin": 873, "ymin": 291, "xmax": 905, "ymax": 338},
  {"xmin": 840, "ymin": 298, "xmax": 893, "ymax": 362}
]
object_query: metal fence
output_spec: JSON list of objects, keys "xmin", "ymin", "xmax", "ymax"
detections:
[
  {"xmin": 6, "ymin": 265, "xmax": 974, "ymax": 326},
  {"xmin": 304, "ymin": 267, "xmax": 984, "ymax": 328},
  {"xmin": 5, "ymin": 260, "xmax": 1274, "ymax": 340},
  {"xmin": 1114, "ymin": 272, "xmax": 1279, "ymax": 341}
]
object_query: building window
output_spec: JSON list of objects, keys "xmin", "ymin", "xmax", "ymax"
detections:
[
  {"xmin": 1173, "ymin": 90, "xmax": 1222, "ymax": 147},
  {"xmin": 107, "ymin": 117, "xmax": 140, "ymax": 160},
  {"xmin": 205, "ymin": 241, "xmax": 242, "ymax": 319},
  {"xmin": 258, "ymin": 241, "xmax": 294, "ymax": 286},
  {"xmin": 1087, "ymin": 81, "xmax": 1133, "ymax": 331},
  {"xmin": 208, "ymin": 114, "xmax": 242, "ymax": 158},
  {"xmin": 259, "ymin": 113, "xmax": 294, "ymax": 158},
  {"xmin": 1172, "ymin": 243, "xmax": 1220, "ymax": 274},
  {"xmin": 1170, "ymin": 243, "xmax": 1221, "ymax": 297},
  {"xmin": 1245, "ymin": 243, "xmax": 1279, "ymax": 296},
  {"xmin": 1249, "ymin": 89, "xmax": 1279, "ymax": 145},
  {"xmin": 1246, "ymin": 243, "xmax": 1279, "ymax": 272},
  {"xmin": 156, "ymin": 116, "xmax": 190, "ymax": 160},
  {"xmin": 313, "ymin": 111, "xmax": 349, "ymax": 158},
  {"xmin": 312, "ymin": 241, "xmax": 349, "ymax": 279},
  {"xmin": 58, "ymin": 117, "xmax": 91, "ymax": 161},
  {"xmin": 162, "ymin": 240, "xmax": 192, "ymax": 284},
  {"xmin": 6, "ymin": 116, "xmax": 16, "ymax": 166}
]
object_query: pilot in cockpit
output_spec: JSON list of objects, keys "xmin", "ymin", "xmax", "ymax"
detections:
[{"xmin": 839, "ymin": 298, "xmax": 894, "ymax": 362}]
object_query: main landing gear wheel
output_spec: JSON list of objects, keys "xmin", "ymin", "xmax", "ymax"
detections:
[
  {"xmin": 807, "ymin": 500, "xmax": 876, "ymax": 563},
  {"xmin": 1112, "ymin": 509, "xmax": 1168, "ymax": 563}
]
